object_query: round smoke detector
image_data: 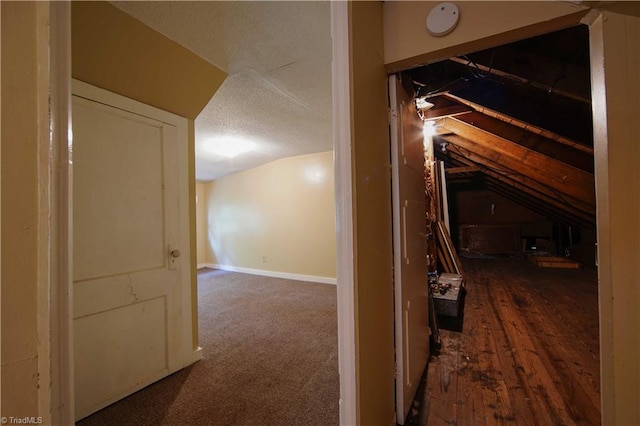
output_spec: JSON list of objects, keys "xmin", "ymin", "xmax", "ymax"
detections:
[{"xmin": 426, "ymin": 2, "xmax": 460, "ymax": 37}]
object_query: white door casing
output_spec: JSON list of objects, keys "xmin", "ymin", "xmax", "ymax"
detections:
[
  {"xmin": 390, "ymin": 74, "xmax": 431, "ymax": 425},
  {"xmin": 71, "ymin": 80, "xmax": 195, "ymax": 420}
]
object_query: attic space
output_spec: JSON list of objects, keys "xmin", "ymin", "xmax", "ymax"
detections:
[
  {"xmin": 399, "ymin": 24, "xmax": 602, "ymax": 425},
  {"xmin": 406, "ymin": 24, "xmax": 596, "ymax": 266}
]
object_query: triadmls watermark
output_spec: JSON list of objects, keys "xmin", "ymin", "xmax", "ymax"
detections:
[{"xmin": 1, "ymin": 417, "xmax": 44, "ymax": 425}]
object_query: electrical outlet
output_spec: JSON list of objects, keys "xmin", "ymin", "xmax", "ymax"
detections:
[{"xmin": 262, "ymin": 255, "xmax": 267, "ymax": 263}]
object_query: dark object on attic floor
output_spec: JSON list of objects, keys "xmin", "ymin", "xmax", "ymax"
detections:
[
  {"xmin": 432, "ymin": 273, "xmax": 464, "ymax": 318},
  {"xmin": 530, "ymin": 255, "xmax": 581, "ymax": 269}
]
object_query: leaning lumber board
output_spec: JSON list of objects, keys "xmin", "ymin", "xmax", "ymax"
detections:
[
  {"xmin": 437, "ymin": 231, "xmax": 455, "ymax": 273},
  {"xmin": 438, "ymin": 221, "xmax": 465, "ymax": 276}
]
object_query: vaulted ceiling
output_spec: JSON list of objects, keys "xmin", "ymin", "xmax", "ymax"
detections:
[{"xmin": 406, "ymin": 25, "xmax": 595, "ymax": 229}]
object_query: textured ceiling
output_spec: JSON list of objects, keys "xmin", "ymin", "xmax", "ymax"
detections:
[{"xmin": 111, "ymin": 1, "xmax": 332, "ymax": 181}]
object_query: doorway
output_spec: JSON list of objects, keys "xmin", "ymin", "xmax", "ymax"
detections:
[
  {"xmin": 394, "ymin": 23, "xmax": 601, "ymax": 425},
  {"xmin": 71, "ymin": 1, "xmax": 339, "ymax": 423}
]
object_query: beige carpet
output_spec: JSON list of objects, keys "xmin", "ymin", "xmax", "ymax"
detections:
[{"xmin": 78, "ymin": 269, "xmax": 339, "ymax": 426}]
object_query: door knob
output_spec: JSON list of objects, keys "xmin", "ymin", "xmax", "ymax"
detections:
[{"xmin": 168, "ymin": 244, "xmax": 181, "ymax": 270}]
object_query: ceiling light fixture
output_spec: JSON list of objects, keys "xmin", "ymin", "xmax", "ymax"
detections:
[
  {"xmin": 203, "ymin": 136, "xmax": 256, "ymax": 158},
  {"xmin": 415, "ymin": 97, "xmax": 435, "ymax": 111},
  {"xmin": 423, "ymin": 120, "xmax": 437, "ymax": 137}
]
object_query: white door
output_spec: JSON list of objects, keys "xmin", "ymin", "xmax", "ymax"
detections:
[
  {"xmin": 72, "ymin": 83, "xmax": 188, "ymax": 420},
  {"xmin": 390, "ymin": 74, "xmax": 430, "ymax": 425}
]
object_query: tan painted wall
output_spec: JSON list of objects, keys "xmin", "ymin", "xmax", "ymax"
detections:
[
  {"xmin": 590, "ymin": 10, "xmax": 640, "ymax": 425},
  {"xmin": 1, "ymin": 1, "xmax": 45, "ymax": 418},
  {"xmin": 71, "ymin": 1, "xmax": 226, "ymax": 120},
  {"xmin": 383, "ymin": 1, "xmax": 588, "ymax": 71},
  {"xmin": 349, "ymin": 2, "xmax": 396, "ymax": 424},
  {"xmin": 196, "ymin": 182, "xmax": 207, "ymax": 267},
  {"xmin": 204, "ymin": 151, "xmax": 336, "ymax": 279}
]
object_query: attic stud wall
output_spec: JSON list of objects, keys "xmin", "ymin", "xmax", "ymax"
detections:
[{"xmin": 423, "ymin": 130, "xmax": 438, "ymax": 272}]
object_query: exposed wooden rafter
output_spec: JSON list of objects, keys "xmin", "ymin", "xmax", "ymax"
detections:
[
  {"xmin": 452, "ymin": 111, "xmax": 594, "ymax": 173},
  {"xmin": 407, "ymin": 25, "xmax": 597, "ymax": 231},
  {"xmin": 442, "ymin": 117, "xmax": 596, "ymax": 207},
  {"xmin": 445, "ymin": 166, "xmax": 480, "ymax": 175},
  {"xmin": 449, "ymin": 53, "xmax": 591, "ymax": 104},
  {"xmin": 440, "ymin": 138, "xmax": 596, "ymax": 223},
  {"xmin": 443, "ymin": 93, "xmax": 593, "ymax": 155},
  {"xmin": 437, "ymin": 149, "xmax": 593, "ymax": 227}
]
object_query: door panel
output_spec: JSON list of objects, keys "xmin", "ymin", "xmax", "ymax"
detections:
[
  {"xmin": 72, "ymin": 94, "xmax": 182, "ymax": 420},
  {"xmin": 403, "ymin": 199, "xmax": 427, "ymax": 263},
  {"xmin": 74, "ymin": 101, "xmax": 168, "ymax": 280},
  {"xmin": 390, "ymin": 74, "xmax": 430, "ymax": 425},
  {"xmin": 74, "ymin": 297, "xmax": 168, "ymax": 417}
]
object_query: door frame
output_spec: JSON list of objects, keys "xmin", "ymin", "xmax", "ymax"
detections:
[
  {"xmin": 46, "ymin": 3, "xmax": 74, "ymax": 424},
  {"xmin": 45, "ymin": 4, "xmax": 196, "ymax": 422},
  {"xmin": 377, "ymin": 9, "xmax": 633, "ymax": 426},
  {"xmin": 49, "ymin": 3, "xmax": 357, "ymax": 423},
  {"xmin": 331, "ymin": 3, "xmax": 357, "ymax": 425}
]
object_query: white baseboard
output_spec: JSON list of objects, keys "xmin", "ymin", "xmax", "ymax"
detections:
[
  {"xmin": 202, "ymin": 263, "xmax": 337, "ymax": 285},
  {"xmin": 191, "ymin": 346, "xmax": 204, "ymax": 363},
  {"xmin": 197, "ymin": 263, "xmax": 207, "ymax": 269}
]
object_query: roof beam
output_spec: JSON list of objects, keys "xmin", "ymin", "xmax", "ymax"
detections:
[
  {"xmin": 444, "ymin": 93, "xmax": 593, "ymax": 155},
  {"xmin": 442, "ymin": 117, "xmax": 596, "ymax": 207},
  {"xmin": 449, "ymin": 53, "xmax": 590, "ymax": 104},
  {"xmin": 441, "ymin": 138, "xmax": 596, "ymax": 222},
  {"xmin": 446, "ymin": 166, "xmax": 480, "ymax": 175},
  {"xmin": 453, "ymin": 111, "xmax": 594, "ymax": 173}
]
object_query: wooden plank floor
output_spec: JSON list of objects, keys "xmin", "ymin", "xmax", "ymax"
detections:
[{"xmin": 408, "ymin": 257, "xmax": 600, "ymax": 426}]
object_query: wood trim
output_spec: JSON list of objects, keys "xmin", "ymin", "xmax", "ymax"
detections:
[
  {"xmin": 48, "ymin": 3, "xmax": 74, "ymax": 424},
  {"xmin": 589, "ymin": 10, "xmax": 640, "ymax": 424},
  {"xmin": 205, "ymin": 263, "xmax": 337, "ymax": 285},
  {"xmin": 331, "ymin": 3, "xmax": 357, "ymax": 425},
  {"xmin": 37, "ymin": 1, "xmax": 54, "ymax": 421}
]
